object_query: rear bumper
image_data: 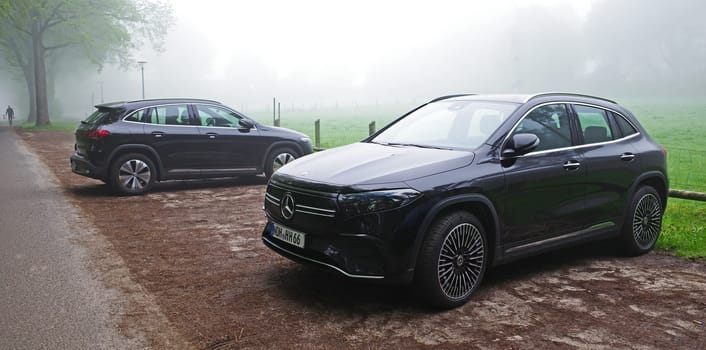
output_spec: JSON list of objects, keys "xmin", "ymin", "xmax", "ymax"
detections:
[{"xmin": 70, "ymin": 152, "xmax": 106, "ymax": 180}]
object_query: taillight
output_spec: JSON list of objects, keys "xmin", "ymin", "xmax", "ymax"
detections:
[{"xmin": 86, "ymin": 129, "xmax": 110, "ymax": 139}]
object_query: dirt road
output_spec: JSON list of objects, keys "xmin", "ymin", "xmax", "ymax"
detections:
[{"xmin": 19, "ymin": 130, "xmax": 706, "ymax": 349}]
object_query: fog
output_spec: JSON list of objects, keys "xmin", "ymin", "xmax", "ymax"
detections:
[{"xmin": 2, "ymin": 0, "xmax": 705, "ymax": 120}]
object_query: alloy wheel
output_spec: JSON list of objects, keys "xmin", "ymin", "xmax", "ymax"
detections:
[
  {"xmin": 632, "ymin": 193, "xmax": 662, "ymax": 249},
  {"xmin": 273, "ymin": 152, "xmax": 295, "ymax": 171},
  {"xmin": 437, "ymin": 223, "xmax": 485, "ymax": 300},
  {"xmin": 118, "ymin": 159, "xmax": 151, "ymax": 191}
]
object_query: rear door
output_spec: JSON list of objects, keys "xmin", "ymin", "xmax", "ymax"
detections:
[
  {"xmin": 499, "ymin": 103, "xmax": 587, "ymax": 247},
  {"xmin": 140, "ymin": 104, "xmax": 202, "ymax": 177},
  {"xmin": 571, "ymin": 104, "xmax": 641, "ymax": 227}
]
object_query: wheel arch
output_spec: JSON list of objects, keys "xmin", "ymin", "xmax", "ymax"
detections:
[
  {"xmin": 107, "ymin": 145, "xmax": 164, "ymax": 181},
  {"xmin": 410, "ymin": 194, "xmax": 502, "ymax": 271},
  {"xmin": 629, "ymin": 171, "xmax": 669, "ymax": 211},
  {"xmin": 261, "ymin": 141, "xmax": 304, "ymax": 170}
]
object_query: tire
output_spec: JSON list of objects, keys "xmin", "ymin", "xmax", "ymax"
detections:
[
  {"xmin": 264, "ymin": 147, "xmax": 298, "ymax": 179},
  {"xmin": 415, "ymin": 211, "xmax": 488, "ymax": 309},
  {"xmin": 621, "ymin": 185, "xmax": 663, "ymax": 255},
  {"xmin": 110, "ymin": 153, "xmax": 156, "ymax": 195}
]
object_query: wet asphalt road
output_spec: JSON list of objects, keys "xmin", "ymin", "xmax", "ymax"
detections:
[{"xmin": 0, "ymin": 126, "xmax": 141, "ymax": 349}]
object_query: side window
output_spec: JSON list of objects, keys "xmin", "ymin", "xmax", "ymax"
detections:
[
  {"xmin": 146, "ymin": 104, "xmax": 190, "ymax": 125},
  {"xmin": 513, "ymin": 104, "xmax": 572, "ymax": 152},
  {"xmin": 612, "ymin": 112, "xmax": 638, "ymax": 137},
  {"xmin": 196, "ymin": 104, "xmax": 243, "ymax": 127},
  {"xmin": 575, "ymin": 105, "xmax": 614, "ymax": 144},
  {"xmin": 124, "ymin": 109, "xmax": 148, "ymax": 123}
]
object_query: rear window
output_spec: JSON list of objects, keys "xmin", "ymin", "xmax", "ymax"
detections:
[{"xmin": 83, "ymin": 108, "xmax": 121, "ymax": 124}]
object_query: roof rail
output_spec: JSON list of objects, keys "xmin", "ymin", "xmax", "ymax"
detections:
[
  {"xmin": 428, "ymin": 94, "xmax": 475, "ymax": 103},
  {"xmin": 126, "ymin": 98, "xmax": 223, "ymax": 104},
  {"xmin": 524, "ymin": 93, "xmax": 617, "ymax": 104}
]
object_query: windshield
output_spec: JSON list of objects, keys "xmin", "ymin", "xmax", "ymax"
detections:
[{"xmin": 371, "ymin": 100, "xmax": 519, "ymax": 150}]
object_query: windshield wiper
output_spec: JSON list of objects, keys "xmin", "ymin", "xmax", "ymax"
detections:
[{"xmin": 385, "ymin": 142, "xmax": 451, "ymax": 150}]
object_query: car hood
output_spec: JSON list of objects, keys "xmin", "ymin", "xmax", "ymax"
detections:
[{"xmin": 276, "ymin": 142, "xmax": 474, "ymax": 186}]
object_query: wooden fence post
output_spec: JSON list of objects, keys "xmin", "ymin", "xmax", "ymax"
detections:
[
  {"xmin": 275, "ymin": 102, "xmax": 280, "ymax": 126},
  {"xmin": 272, "ymin": 97, "xmax": 276, "ymax": 125},
  {"xmin": 369, "ymin": 121, "xmax": 376, "ymax": 136},
  {"xmin": 314, "ymin": 119, "xmax": 321, "ymax": 149}
]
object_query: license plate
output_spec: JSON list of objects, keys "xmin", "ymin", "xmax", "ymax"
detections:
[{"xmin": 271, "ymin": 223, "xmax": 306, "ymax": 248}]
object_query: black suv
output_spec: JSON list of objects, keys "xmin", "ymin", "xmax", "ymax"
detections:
[
  {"xmin": 261, "ymin": 93, "xmax": 668, "ymax": 308},
  {"xmin": 71, "ymin": 98, "xmax": 312, "ymax": 194}
]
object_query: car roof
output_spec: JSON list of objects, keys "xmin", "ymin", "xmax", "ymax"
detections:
[
  {"xmin": 436, "ymin": 93, "xmax": 618, "ymax": 105},
  {"xmin": 95, "ymin": 98, "xmax": 222, "ymax": 110}
]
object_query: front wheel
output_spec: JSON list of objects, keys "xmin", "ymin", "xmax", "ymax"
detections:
[
  {"xmin": 110, "ymin": 153, "xmax": 156, "ymax": 195},
  {"xmin": 621, "ymin": 185, "xmax": 664, "ymax": 255},
  {"xmin": 264, "ymin": 147, "xmax": 298, "ymax": 179},
  {"xmin": 415, "ymin": 211, "xmax": 488, "ymax": 309}
]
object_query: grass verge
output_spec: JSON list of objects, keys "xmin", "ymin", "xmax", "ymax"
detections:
[{"xmin": 657, "ymin": 198, "xmax": 706, "ymax": 258}]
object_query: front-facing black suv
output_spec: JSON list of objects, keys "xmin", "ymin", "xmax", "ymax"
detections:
[
  {"xmin": 71, "ymin": 98, "xmax": 312, "ymax": 194},
  {"xmin": 262, "ymin": 93, "xmax": 668, "ymax": 308}
]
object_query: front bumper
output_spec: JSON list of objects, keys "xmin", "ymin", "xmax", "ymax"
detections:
[{"xmin": 262, "ymin": 220, "xmax": 414, "ymax": 283}]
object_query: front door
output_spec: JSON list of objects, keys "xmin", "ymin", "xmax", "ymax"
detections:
[{"xmin": 499, "ymin": 103, "xmax": 587, "ymax": 247}]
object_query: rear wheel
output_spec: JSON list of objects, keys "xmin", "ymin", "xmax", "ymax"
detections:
[
  {"xmin": 110, "ymin": 153, "xmax": 156, "ymax": 195},
  {"xmin": 264, "ymin": 147, "xmax": 298, "ymax": 179},
  {"xmin": 415, "ymin": 211, "xmax": 488, "ymax": 309},
  {"xmin": 622, "ymin": 185, "xmax": 663, "ymax": 255}
]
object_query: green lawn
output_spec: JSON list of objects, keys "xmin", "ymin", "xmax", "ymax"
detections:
[{"xmin": 16, "ymin": 120, "xmax": 78, "ymax": 132}]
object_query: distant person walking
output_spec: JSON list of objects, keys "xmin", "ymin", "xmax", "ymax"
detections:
[{"xmin": 5, "ymin": 105, "xmax": 14, "ymax": 126}]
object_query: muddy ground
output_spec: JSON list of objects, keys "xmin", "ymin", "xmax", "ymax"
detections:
[{"xmin": 18, "ymin": 130, "xmax": 706, "ymax": 349}]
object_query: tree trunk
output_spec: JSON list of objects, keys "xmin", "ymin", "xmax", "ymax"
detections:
[
  {"xmin": 21, "ymin": 62, "xmax": 36, "ymax": 123},
  {"xmin": 31, "ymin": 20, "xmax": 50, "ymax": 127}
]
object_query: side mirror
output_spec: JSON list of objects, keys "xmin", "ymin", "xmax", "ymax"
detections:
[
  {"xmin": 238, "ymin": 119, "xmax": 254, "ymax": 129},
  {"xmin": 502, "ymin": 133, "xmax": 540, "ymax": 158}
]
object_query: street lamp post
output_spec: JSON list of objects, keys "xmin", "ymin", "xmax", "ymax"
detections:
[{"xmin": 138, "ymin": 60, "xmax": 147, "ymax": 99}]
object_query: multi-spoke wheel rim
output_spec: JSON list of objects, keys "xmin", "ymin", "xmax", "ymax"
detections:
[
  {"xmin": 632, "ymin": 193, "xmax": 662, "ymax": 249},
  {"xmin": 273, "ymin": 153, "xmax": 295, "ymax": 171},
  {"xmin": 437, "ymin": 223, "xmax": 485, "ymax": 300},
  {"xmin": 118, "ymin": 159, "xmax": 151, "ymax": 191}
]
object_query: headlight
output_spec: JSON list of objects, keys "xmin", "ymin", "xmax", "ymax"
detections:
[{"xmin": 338, "ymin": 189, "xmax": 421, "ymax": 217}]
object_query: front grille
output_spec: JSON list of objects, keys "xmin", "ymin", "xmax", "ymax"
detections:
[{"xmin": 266, "ymin": 182, "xmax": 338, "ymax": 219}]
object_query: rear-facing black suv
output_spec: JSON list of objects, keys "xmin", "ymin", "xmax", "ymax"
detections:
[
  {"xmin": 261, "ymin": 93, "xmax": 668, "ymax": 308},
  {"xmin": 71, "ymin": 98, "xmax": 312, "ymax": 194}
]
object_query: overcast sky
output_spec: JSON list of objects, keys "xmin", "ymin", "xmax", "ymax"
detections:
[{"xmin": 6, "ymin": 0, "xmax": 704, "ymax": 119}]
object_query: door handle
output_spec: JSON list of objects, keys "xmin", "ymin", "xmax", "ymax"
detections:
[
  {"xmin": 206, "ymin": 132, "xmax": 218, "ymax": 139},
  {"xmin": 563, "ymin": 160, "xmax": 581, "ymax": 171},
  {"xmin": 151, "ymin": 131, "xmax": 164, "ymax": 138},
  {"xmin": 620, "ymin": 153, "xmax": 635, "ymax": 162}
]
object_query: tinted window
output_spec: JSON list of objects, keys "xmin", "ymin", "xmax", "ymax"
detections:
[
  {"xmin": 83, "ymin": 108, "xmax": 120, "ymax": 124},
  {"xmin": 196, "ymin": 104, "xmax": 244, "ymax": 128},
  {"xmin": 575, "ymin": 105, "xmax": 613, "ymax": 144},
  {"xmin": 613, "ymin": 112, "xmax": 638, "ymax": 137},
  {"xmin": 513, "ymin": 104, "xmax": 572, "ymax": 152},
  {"xmin": 145, "ymin": 104, "xmax": 190, "ymax": 125},
  {"xmin": 124, "ymin": 108, "xmax": 149, "ymax": 123}
]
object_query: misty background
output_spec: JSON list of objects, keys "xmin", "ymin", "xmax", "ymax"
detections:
[{"xmin": 1, "ymin": 0, "xmax": 705, "ymax": 121}]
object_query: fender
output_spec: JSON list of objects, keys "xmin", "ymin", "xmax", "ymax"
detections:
[
  {"xmin": 408, "ymin": 193, "xmax": 503, "ymax": 271},
  {"xmin": 107, "ymin": 144, "xmax": 165, "ymax": 180},
  {"xmin": 621, "ymin": 170, "xmax": 669, "ymax": 221},
  {"xmin": 260, "ymin": 141, "xmax": 305, "ymax": 170}
]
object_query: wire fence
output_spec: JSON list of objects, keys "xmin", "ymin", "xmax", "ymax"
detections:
[{"xmin": 667, "ymin": 147, "xmax": 706, "ymax": 193}]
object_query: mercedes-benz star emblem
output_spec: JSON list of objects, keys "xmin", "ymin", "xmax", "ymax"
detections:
[{"xmin": 281, "ymin": 193, "xmax": 295, "ymax": 220}]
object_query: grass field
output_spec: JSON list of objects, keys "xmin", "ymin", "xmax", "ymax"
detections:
[{"xmin": 13, "ymin": 100, "xmax": 706, "ymax": 258}]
